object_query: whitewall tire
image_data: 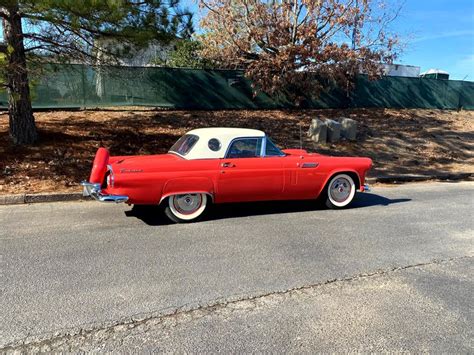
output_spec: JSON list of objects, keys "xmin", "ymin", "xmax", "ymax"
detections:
[
  {"xmin": 164, "ymin": 193, "xmax": 208, "ymax": 223},
  {"xmin": 325, "ymin": 173, "xmax": 356, "ymax": 209}
]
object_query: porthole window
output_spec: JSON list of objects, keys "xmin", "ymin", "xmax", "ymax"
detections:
[{"xmin": 208, "ymin": 138, "xmax": 221, "ymax": 151}]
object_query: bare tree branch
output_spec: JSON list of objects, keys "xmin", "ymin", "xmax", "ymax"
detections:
[{"xmin": 199, "ymin": 0, "xmax": 402, "ymax": 99}]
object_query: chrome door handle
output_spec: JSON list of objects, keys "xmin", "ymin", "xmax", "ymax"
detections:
[{"xmin": 221, "ymin": 162, "xmax": 235, "ymax": 168}]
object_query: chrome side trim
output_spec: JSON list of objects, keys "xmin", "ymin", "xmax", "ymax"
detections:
[
  {"xmin": 301, "ymin": 162, "xmax": 319, "ymax": 168},
  {"xmin": 81, "ymin": 181, "xmax": 129, "ymax": 203}
]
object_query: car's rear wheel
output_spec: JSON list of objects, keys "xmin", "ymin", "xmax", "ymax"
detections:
[
  {"xmin": 325, "ymin": 173, "xmax": 356, "ymax": 209},
  {"xmin": 164, "ymin": 193, "xmax": 208, "ymax": 223}
]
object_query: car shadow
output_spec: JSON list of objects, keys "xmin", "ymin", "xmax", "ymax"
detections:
[
  {"xmin": 125, "ymin": 192, "xmax": 411, "ymax": 226},
  {"xmin": 350, "ymin": 192, "xmax": 411, "ymax": 209},
  {"xmin": 125, "ymin": 205, "xmax": 172, "ymax": 226}
]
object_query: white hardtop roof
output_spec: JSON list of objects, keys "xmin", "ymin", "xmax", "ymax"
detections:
[
  {"xmin": 187, "ymin": 127, "xmax": 265, "ymax": 139},
  {"xmin": 176, "ymin": 127, "xmax": 266, "ymax": 160}
]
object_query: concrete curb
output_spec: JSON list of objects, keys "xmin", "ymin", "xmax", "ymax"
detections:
[
  {"xmin": 0, "ymin": 192, "xmax": 85, "ymax": 206},
  {"xmin": 0, "ymin": 173, "xmax": 472, "ymax": 206}
]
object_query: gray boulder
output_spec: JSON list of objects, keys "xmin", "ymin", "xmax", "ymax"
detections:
[
  {"xmin": 339, "ymin": 117, "xmax": 357, "ymax": 141},
  {"xmin": 326, "ymin": 119, "xmax": 341, "ymax": 143},
  {"xmin": 307, "ymin": 118, "xmax": 327, "ymax": 144}
]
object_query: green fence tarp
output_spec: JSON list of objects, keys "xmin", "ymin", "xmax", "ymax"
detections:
[
  {"xmin": 0, "ymin": 64, "xmax": 473, "ymax": 110},
  {"xmin": 352, "ymin": 75, "xmax": 473, "ymax": 110}
]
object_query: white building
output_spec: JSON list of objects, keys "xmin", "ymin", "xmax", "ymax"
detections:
[
  {"xmin": 381, "ymin": 64, "xmax": 421, "ymax": 78},
  {"xmin": 419, "ymin": 69, "xmax": 450, "ymax": 80}
]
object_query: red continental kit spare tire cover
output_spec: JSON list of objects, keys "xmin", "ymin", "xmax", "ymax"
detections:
[{"xmin": 89, "ymin": 147, "xmax": 109, "ymax": 184}]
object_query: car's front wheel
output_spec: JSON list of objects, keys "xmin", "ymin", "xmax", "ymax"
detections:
[
  {"xmin": 164, "ymin": 193, "xmax": 208, "ymax": 223},
  {"xmin": 325, "ymin": 173, "xmax": 356, "ymax": 209}
]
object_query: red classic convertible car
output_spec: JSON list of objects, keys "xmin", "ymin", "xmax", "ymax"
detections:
[{"xmin": 82, "ymin": 128, "xmax": 372, "ymax": 223}]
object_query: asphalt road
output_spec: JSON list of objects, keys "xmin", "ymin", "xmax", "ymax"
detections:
[{"xmin": 1, "ymin": 181, "xmax": 473, "ymax": 351}]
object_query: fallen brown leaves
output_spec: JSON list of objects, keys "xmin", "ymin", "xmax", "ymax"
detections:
[{"xmin": 0, "ymin": 108, "xmax": 472, "ymax": 195}]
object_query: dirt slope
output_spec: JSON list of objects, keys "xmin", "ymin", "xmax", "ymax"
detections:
[{"xmin": 0, "ymin": 108, "xmax": 472, "ymax": 194}]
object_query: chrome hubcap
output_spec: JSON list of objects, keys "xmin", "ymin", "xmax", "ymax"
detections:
[
  {"xmin": 330, "ymin": 178, "xmax": 352, "ymax": 203},
  {"xmin": 173, "ymin": 194, "xmax": 202, "ymax": 215}
]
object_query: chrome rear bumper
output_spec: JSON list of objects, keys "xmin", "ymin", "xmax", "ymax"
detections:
[
  {"xmin": 81, "ymin": 181, "xmax": 129, "ymax": 203},
  {"xmin": 361, "ymin": 184, "xmax": 371, "ymax": 192}
]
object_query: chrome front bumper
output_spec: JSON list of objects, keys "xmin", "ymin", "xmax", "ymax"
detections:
[
  {"xmin": 361, "ymin": 184, "xmax": 371, "ymax": 192},
  {"xmin": 81, "ymin": 181, "xmax": 129, "ymax": 203}
]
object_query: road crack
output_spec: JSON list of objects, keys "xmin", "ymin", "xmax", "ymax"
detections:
[{"xmin": 2, "ymin": 255, "xmax": 472, "ymax": 352}]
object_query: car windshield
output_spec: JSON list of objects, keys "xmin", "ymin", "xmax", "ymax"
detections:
[
  {"xmin": 169, "ymin": 134, "xmax": 199, "ymax": 156},
  {"xmin": 265, "ymin": 137, "xmax": 285, "ymax": 156}
]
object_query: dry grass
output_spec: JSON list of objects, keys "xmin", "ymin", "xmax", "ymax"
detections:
[{"xmin": 0, "ymin": 108, "xmax": 473, "ymax": 195}]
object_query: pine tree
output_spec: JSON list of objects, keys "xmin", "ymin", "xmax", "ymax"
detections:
[{"xmin": 0, "ymin": 0, "xmax": 193, "ymax": 144}]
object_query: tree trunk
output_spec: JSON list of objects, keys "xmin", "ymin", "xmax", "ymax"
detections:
[{"xmin": 2, "ymin": 3, "xmax": 38, "ymax": 144}]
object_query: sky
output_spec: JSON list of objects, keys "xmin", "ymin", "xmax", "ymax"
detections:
[
  {"xmin": 188, "ymin": 0, "xmax": 474, "ymax": 80},
  {"xmin": 393, "ymin": 0, "xmax": 474, "ymax": 80}
]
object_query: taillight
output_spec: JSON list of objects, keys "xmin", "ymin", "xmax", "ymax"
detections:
[{"xmin": 103, "ymin": 164, "xmax": 115, "ymax": 188}]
